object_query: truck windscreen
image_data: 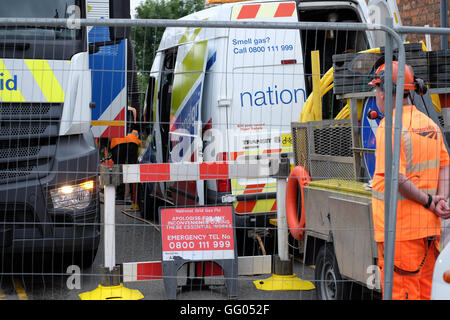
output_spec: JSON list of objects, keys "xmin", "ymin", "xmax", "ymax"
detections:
[
  {"xmin": 0, "ymin": 0, "xmax": 81, "ymax": 40},
  {"xmin": 0, "ymin": 0, "xmax": 85, "ymax": 60}
]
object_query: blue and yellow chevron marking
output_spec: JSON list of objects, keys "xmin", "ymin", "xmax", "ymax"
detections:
[{"xmin": 24, "ymin": 59, "xmax": 65, "ymax": 103}]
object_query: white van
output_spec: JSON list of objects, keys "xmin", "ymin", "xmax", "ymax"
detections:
[{"xmin": 138, "ymin": 0, "xmax": 393, "ymax": 255}]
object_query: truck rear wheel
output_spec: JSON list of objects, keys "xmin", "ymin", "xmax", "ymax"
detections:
[{"xmin": 314, "ymin": 244, "xmax": 348, "ymax": 300}]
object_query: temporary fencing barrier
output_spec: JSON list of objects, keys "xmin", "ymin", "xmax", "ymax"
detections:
[
  {"xmin": 86, "ymin": 157, "xmax": 315, "ymax": 299},
  {"xmin": 0, "ymin": 10, "xmax": 449, "ymax": 302}
]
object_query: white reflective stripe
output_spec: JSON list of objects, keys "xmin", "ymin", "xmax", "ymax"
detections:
[
  {"xmin": 122, "ymin": 164, "xmax": 140, "ymax": 183},
  {"xmin": 402, "ymin": 129, "xmax": 414, "ymax": 173},
  {"xmin": 228, "ymin": 160, "xmax": 271, "ymax": 179},
  {"xmin": 375, "ymin": 192, "xmax": 408, "ymax": 202},
  {"xmin": 402, "ymin": 128, "xmax": 441, "ymax": 173},
  {"xmin": 122, "ymin": 256, "xmax": 272, "ymax": 282},
  {"xmin": 122, "ymin": 263, "xmax": 138, "ymax": 282},
  {"xmin": 169, "ymin": 162, "xmax": 199, "ymax": 181},
  {"xmin": 372, "ymin": 189, "xmax": 385, "ymax": 201},
  {"xmin": 409, "ymin": 158, "xmax": 441, "ymax": 173},
  {"xmin": 238, "ymin": 255, "xmax": 272, "ymax": 275},
  {"xmin": 122, "ymin": 161, "xmax": 271, "ymax": 183}
]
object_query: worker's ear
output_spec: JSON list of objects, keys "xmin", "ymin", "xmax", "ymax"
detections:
[{"xmin": 376, "ymin": 87, "xmax": 385, "ymax": 100}]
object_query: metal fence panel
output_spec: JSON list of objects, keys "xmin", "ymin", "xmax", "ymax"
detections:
[{"xmin": 3, "ymin": 11, "xmax": 449, "ymax": 302}]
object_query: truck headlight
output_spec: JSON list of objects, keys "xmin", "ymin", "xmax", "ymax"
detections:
[{"xmin": 50, "ymin": 180, "xmax": 95, "ymax": 210}]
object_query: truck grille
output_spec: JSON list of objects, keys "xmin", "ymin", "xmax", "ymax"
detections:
[
  {"xmin": 0, "ymin": 146, "xmax": 41, "ymax": 159},
  {"xmin": 0, "ymin": 102, "xmax": 62, "ymax": 184}
]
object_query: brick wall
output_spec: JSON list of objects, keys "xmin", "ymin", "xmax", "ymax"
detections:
[{"xmin": 391, "ymin": 0, "xmax": 449, "ymax": 50}]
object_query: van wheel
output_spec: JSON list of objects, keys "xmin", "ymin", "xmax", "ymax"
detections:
[{"xmin": 314, "ymin": 244, "xmax": 348, "ymax": 300}]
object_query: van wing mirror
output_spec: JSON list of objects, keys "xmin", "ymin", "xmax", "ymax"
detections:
[{"xmin": 109, "ymin": 0, "xmax": 131, "ymax": 41}]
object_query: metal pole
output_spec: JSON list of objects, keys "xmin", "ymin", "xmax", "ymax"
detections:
[
  {"xmin": 395, "ymin": 25, "xmax": 450, "ymax": 36},
  {"xmin": 104, "ymin": 184, "xmax": 116, "ymax": 271},
  {"xmin": 0, "ymin": 17, "xmax": 406, "ymax": 35},
  {"xmin": 382, "ymin": 17, "xmax": 394, "ymax": 300},
  {"xmin": 383, "ymin": 18, "xmax": 406, "ymax": 300},
  {"xmin": 276, "ymin": 177, "xmax": 289, "ymax": 262},
  {"xmin": 275, "ymin": 154, "xmax": 291, "ymax": 262},
  {"xmin": 441, "ymin": 0, "xmax": 448, "ymax": 50}
]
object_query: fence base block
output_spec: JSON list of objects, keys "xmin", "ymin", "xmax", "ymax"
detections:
[
  {"xmin": 253, "ymin": 255, "xmax": 315, "ymax": 291},
  {"xmin": 78, "ymin": 284, "xmax": 144, "ymax": 300},
  {"xmin": 253, "ymin": 274, "xmax": 315, "ymax": 291},
  {"xmin": 78, "ymin": 266, "xmax": 144, "ymax": 300}
]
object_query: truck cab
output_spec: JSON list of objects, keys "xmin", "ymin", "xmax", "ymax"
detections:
[{"xmin": 0, "ymin": 0, "xmax": 129, "ymax": 269}]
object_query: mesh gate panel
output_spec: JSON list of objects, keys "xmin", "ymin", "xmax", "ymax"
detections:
[{"xmin": 292, "ymin": 119, "xmax": 355, "ymax": 181}]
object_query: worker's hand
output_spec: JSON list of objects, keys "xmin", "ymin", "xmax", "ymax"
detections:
[
  {"xmin": 433, "ymin": 198, "xmax": 450, "ymax": 220},
  {"xmin": 430, "ymin": 195, "xmax": 446, "ymax": 211},
  {"xmin": 432, "ymin": 195, "xmax": 447, "ymax": 204},
  {"xmin": 428, "ymin": 195, "xmax": 443, "ymax": 213}
]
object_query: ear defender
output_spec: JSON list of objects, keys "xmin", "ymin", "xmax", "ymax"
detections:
[{"xmin": 414, "ymin": 77, "xmax": 427, "ymax": 96}]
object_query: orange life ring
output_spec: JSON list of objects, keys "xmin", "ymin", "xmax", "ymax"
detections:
[{"xmin": 286, "ymin": 166, "xmax": 311, "ymax": 241}]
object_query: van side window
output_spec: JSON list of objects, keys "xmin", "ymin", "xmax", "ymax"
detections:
[
  {"xmin": 159, "ymin": 49, "xmax": 177, "ymax": 162},
  {"xmin": 143, "ymin": 77, "xmax": 155, "ymax": 136}
]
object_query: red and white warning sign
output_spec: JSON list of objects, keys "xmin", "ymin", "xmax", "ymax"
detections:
[{"xmin": 161, "ymin": 206, "xmax": 235, "ymax": 262}]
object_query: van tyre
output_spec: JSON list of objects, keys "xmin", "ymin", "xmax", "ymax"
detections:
[{"xmin": 314, "ymin": 244, "xmax": 348, "ymax": 300}]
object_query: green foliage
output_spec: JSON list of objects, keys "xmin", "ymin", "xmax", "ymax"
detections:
[{"xmin": 131, "ymin": 0, "xmax": 205, "ymax": 77}]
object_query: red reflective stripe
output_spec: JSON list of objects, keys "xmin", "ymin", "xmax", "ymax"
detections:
[
  {"xmin": 203, "ymin": 118, "xmax": 213, "ymax": 131},
  {"xmin": 235, "ymin": 200, "xmax": 257, "ymax": 213},
  {"xmin": 196, "ymin": 262, "xmax": 224, "ymax": 277},
  {"xmin": 100, "ymin": 107, "xmax": 125, "ymax": 138},
  {"xmin": 199, "ymin": 162, "xmax": 229, "ymax": 180},
  {"xmin": 137, "ymin": 262, "xmax": 163, "ymax": 280},
  {"xmin": 230, "ymin": 152, "xmax": 244, "ymax": 161},
  {"xmin": 237, "ymin": 4, "xmax": 261, "ymax": 19},
  {"xmin": 243, "ymin": 184, "xmax": 266, "ymax": 194},
  {"xmin": 274, "ymin": 2, "xmax": 296, "ymax": 17},
  {"xmin": 271, "ymin": 200, "xmax": 277, "ymax": 211},
  {"xmin": 140, "ymin": 163, "xmax": 170, "ymax": 182},
  {"xmin": 281, "ymin": 59, "xmax": 297, "ymax": 65},
  {"xmin": 263, "ymin": 148, "xmax": 282, "ymax": 154}
]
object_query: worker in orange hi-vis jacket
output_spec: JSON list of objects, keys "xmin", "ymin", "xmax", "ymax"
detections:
[
  {"xmin": 369, "ymin": 61, "xmax": 450, "ymax": 300},
  {"xmin": 110, "ymin": 106, "xmax": 141, "ymax": 200}
]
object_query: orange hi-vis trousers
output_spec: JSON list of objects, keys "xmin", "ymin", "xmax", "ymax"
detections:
[{"xmin": 377, "ymin": 238, "xmax": 439, "ymax": 300}]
